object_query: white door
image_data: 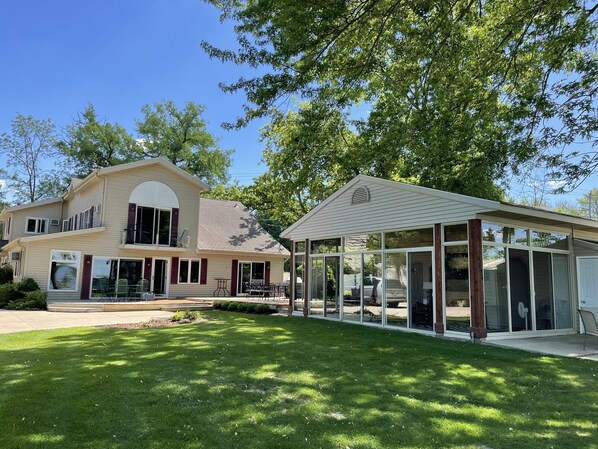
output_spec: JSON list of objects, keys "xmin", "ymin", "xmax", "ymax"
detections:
[{"xmin": 577, "ymin": 258, "xmax": 598, "ymax": 333}]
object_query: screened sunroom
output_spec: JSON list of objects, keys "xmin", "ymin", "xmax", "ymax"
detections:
[{"xmin": 282, "ymin": 175, "xmax": 598, "ymax": 339}]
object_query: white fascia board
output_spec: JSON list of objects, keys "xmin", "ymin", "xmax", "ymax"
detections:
[
  {"xmin": 97, "ymin": 158, "xmax": 210, "ymax": 192},
  {"xmin": 0, "ymin": 197, "xmax": 63, "ymax": 218},
  {"xmin": 497, "ymin": 203, "xmax": 598, "ymax": 230},
  {"xmin": 19, "ymin": 227, "xmax": 106, "ymax": 243}
]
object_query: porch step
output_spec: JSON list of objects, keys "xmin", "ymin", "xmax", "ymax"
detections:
[
  {"xmin": 160, "ymin": 304, "xmax": 213, "ymax": 312},
  {"xmin": 48, "ymin": 305, "xmax": 105, "ymax": 313}
]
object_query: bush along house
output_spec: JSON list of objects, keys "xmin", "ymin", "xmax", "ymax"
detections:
[
  {"xmin": 0, "ymin": 158, "xmax": 288, "ymax": 300},
  {"xmin": 281, "ymin": 175, "xmax": 598, "ymax": 340}
]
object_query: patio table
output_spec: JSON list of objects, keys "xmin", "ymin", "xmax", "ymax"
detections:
[{"xmin": 213, "ymin": 278, "xmax": 231, "ymax": 297}]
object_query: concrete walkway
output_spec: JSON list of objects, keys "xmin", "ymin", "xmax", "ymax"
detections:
[
  {"xmin": 485, "ymin": 334, "xmax": 598, "ymax": 361},
  {"xmin": 0, "ymin": 309, "xmax": 174, "ymax": 334}
]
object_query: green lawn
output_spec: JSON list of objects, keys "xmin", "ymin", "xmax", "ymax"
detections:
[{"xmin": 1, "ymin": 313, "xmax": 597, "ymax": 449}]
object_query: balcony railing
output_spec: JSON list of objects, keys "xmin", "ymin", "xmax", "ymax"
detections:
[{"xmin": 121, "ymin": 227, "xmax": 190, "ymax": 248}]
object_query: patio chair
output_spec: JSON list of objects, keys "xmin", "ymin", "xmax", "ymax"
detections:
[
  {"xmin": 133, "ymin": 279, "xmax": 150, "ymax": 300},
  {"xmin": 115, "ymin": 278, "xmax": 129, "ymax": 301},
  {"xmin": 578, "ymin": 309, "xmax": 598, "ymax": 350}
]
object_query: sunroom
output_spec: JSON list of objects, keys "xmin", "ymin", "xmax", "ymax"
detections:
[{"xmin": 281, "ymin": 175, "xmax": 598, "ymax": 340}]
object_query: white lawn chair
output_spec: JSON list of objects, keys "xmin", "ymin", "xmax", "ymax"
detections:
[{"xmin": 578, "ymin": 309, "xmax": 598, "ymax": 351}]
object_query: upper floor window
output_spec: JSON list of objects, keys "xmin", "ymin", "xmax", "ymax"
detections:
[
  {"xmin": 129, "ymin": 181, "xmax": 179, "ymax": 246},
  {"xmin": 26, "ymin": 217, "xmax": 48, "ymax": 234},
  {"xmin": 136, "ymin": 206, "xmax": 171, "ymax": 245}
]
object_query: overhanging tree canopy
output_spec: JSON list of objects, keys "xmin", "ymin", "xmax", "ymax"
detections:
[{"xmin": 203, "ymin": 0, "xmax": 598, "ymax": 198}]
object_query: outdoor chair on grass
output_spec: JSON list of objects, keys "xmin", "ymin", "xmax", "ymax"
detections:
[{"xmin": 578, "ymin": 309, "xmax": 598, "ymax": 351}]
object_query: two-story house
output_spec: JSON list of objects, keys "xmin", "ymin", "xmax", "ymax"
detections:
[{"xmin": 0, "ymin": 158, "xmax": 289, "ymax": 300}]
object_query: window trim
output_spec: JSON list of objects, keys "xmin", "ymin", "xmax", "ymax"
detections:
[
  {"xmin": 25, "ymin": 217, "xmax": 49, "ymax": 234},
  {"xmin": 47, "ymin": 250, "xmax": 81, "ymax": 292},
  {"xmin": 178, "ymin": 258, "xmax": 201, "ymax": 284}
]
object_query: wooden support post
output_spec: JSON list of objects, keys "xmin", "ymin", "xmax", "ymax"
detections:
[
  {"xmin": 434, "ymin": 223, "xmax": 444, "ymax": 334},
  {"xmin": 468, "ymin": 219, "xmax": 487, "ymax": 338},
  {"xmin": 289, "ymin": 242, "xmax": 294, "ymax": 316}
]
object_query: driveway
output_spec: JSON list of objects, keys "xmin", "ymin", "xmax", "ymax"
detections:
[{"xmin": 0, "ymin": 309, "xmax": 174, "ymax": 334}]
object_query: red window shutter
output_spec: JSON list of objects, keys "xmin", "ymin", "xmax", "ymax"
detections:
[
  {"xmin": 231, "ymin": 259, "xmax": 238, "ymax": 297},
  {"xmin": 170, "ymin": 208, "xmax": 179, "ymax": 247},
  {"xmin": 126, "ymin": 203, "xmax": 136, "ymax": 243},
  {"xmin": 200, "ymin": 258, "xmax": 208, "ymax": 285},
  {"xmin": 144, "ymin": 257, "xmax": 152, "ymax": 282},
  {"xmin": 171, "ymin": 257, "xmax": 179, "ymax": 285},
  {"xmin": 265, "ymin": 261, "xmax": 271, "ymax": 284},
  {"xmin": 80, "ymin": 255, "xmax": 93, "ymax": 300}
]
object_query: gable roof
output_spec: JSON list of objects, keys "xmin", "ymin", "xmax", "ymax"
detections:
[
  {"xmin": 0, "ymin": 196, "xmax": 63, "ymax": 221},
  {"xmin": 281, "ymin": 174, "xmax": 598, "ymax": 240},
  {"xmin": 198, "ymin": 198, "xmax": 289, "ymax": 256},
  {"xmin": 65, "ymin": 157, "xmax": 210, "ymax": 199}
]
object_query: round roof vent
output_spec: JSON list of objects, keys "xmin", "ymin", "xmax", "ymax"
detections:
[{"xmin": 351, "ymin": 186, "xmax": 370, "ymax": 205}]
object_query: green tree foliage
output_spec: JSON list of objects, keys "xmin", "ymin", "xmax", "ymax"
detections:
[
  {"xmin": 203, "ymin": 0, "xmax": 597, "ymax": 198},
  {"xmin": 57, "ymin": 104, "xmax": 143, "ymax": 178},
  {"xmin": 0, "ymin": 114, "xmax": 62, "ymax": 203},
  {"xmin": 136, "ymin": 100, "xmax": 233, "ymax": 185},
  {"xmin": 577, "ymin": 187, "xmax": 598, "ymax": 218}
]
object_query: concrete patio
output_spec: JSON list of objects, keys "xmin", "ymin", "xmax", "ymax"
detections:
[{"xmin": 485, "ymin": 334, "xmax": 598, "ymax": 361}]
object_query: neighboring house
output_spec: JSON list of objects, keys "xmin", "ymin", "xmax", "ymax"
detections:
[
  {"xmin": 281, "ymin": 175, "xmax": 598, "ymax": 339},
  {"xmin": 0, "ymin": 158, "xmax": 288, "ymax": 300}
]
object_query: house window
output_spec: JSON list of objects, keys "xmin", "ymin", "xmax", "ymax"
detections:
[
  {"xmin": 26, "ymin": 217, "xmax": 48, "ymax": 234},
  {"xmin": 179, "ymin": 259, "xmax": 200, "ymax": 283},
  {"xmin": 48, "ymin": 251, "xmax": 80, "ymax": 291},
  {"xmin": 91, "ymin": 257, "xmax": 144, "ymax": 297},
  {"xmin": 135, "ymin": 206, "xmax": 171, "ymax": 245},
  {"xmin": 81, "ymin": 209, "xmax": 90, "ymax": 229}
]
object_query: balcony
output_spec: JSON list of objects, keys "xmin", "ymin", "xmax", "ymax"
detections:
[{"xmin": 120, "ymin": 227, "xmax": 190, "ymax": 250}]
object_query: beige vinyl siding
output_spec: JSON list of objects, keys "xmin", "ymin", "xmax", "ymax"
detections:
[
  {"xmin": 67, "ymin": 177, "xmax": 104, "ymax": 228},
  {"xmin": 9, "ymin": 203, "xmax": 63, "ymax": 239},
  {"xmin": 21, "ymin": 230, "xmax": 204, "ymax": 299},
  {"xmin": 172, "ymin": 254, "xmax": 285, "ymax": 297},
  {"xmin": 288, "ymin": 179, "xmax": 494, "ymax": 240},
  {"xmin": 101, "ymin": 165, "xmax": 200, "ymax": 248}
]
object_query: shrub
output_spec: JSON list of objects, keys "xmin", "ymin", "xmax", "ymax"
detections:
[
  {"xmin": 226, "ymin": 302, "xmax": 239, "ymax": 312},
  {"xmin": 255, "ymin": 304, "xmax": 273, "ymax": 314},
  {"xmin": 18, "ymin": 278, "xmax": 39, "ymax": 292},
  {"xmin": 6, "ymin": 290, "xmax": 47, "ymax": 310},
  {"xmin": 237, "ymin": 302, "xmax": 249, "ymax": 313},
  {"xmin": 0, "ymin": 284, "xmax": 23, "ymax": 308},
  {"xmin": 0, "ymin": 264, "xmax": 13, "ymax": 285},
  {"xmin": 212, "ymin": 300, "xmax": 275, "ymax": 315},
  {"xmin": 171, "ymin": 310, "xmax": 202, "ymax": 322}
]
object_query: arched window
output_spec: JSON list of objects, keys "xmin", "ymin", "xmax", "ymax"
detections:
[{"xmin": 129, "ymin": 182, "xmax": 179, "ymax": 245}]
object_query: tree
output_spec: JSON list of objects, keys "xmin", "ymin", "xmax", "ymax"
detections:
[
  {"xmin": 577, "ymin": 187, "xmax": 598, "ymax": 219},
  {"xmin": 203, "ymin": 0, "xmax": 597, "ymax": 198},
  {"xmin": 252, "ymin": 102, "xmax": 357, "ymax": 229},
  {"xmin": 136, "ymin": 100, "xmax": 233, "ymax": 185},
  {"xmin": 57, "ymin": 104, "xmax": 143, "ymax": 178},
  {"xmin": 0, "ymin": 114, "xmax": 62, "ymax": 203}
]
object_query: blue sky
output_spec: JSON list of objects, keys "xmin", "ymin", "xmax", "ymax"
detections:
[
  {"xmin": 0, "ymin": 0, "xmax": 267, "ymax": 184},
  {"xmin": 0, "ymin": 0, "xmax": 595, "ymax": 207}
]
